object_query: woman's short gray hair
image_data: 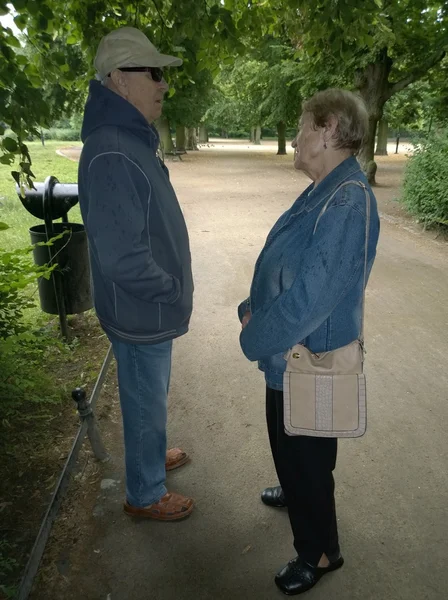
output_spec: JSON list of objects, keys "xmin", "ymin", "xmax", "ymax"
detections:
[{"xmin": 302, "ymin": 88, "xmax": 369, "ymax": 155}]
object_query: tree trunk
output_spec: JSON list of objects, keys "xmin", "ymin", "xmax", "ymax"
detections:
[
  {"xmin": 375, "ymin": 118, "xmax": 388, "ymax": 155},
  {"xmin": 395, "ymin": 132, "xmax": 400, "ymax": 154},
  {"xmin": 250, "ymin": 126, "xmax": 255, "ymax": 142},
  {"xmin": 254, "ymin": 124, "xmax": 261, "ymax": 145},
  {"xmin": 358, "ymin": 118, "xmax": 378, "ymax": 184},
  {"xmin": 355, "ymin": 50, "xmax": 393, "ymax": 185},
  {"xmin": 40, "ymin": 129, "xmax": 45, "ymax": 146},
  {"xmin": 198, "ymin": 125, "xmax": 209, "ymax": 143},
  {"xmin": 176, "ymin": 125, "xmax": 186, "ymax": 153},
  {"xmin": 277, "ymin": 121, "xmax": 287, "ymax": 155},
  {"xmin": 156, "ymin": 117, "xmax": 174, "ymax": 155},
  {"xmin": 186, "ymin": 127, "xmax": 199, "ymax": 151}
]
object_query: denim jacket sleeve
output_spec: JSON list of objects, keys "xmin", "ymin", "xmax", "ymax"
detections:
[{"xmin": 239, "ymin": 203, "xmax": 367, "ymax": 361}]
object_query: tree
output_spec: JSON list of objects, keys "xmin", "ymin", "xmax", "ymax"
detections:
[
  {"xmin": 206, "ymin": 43, "xmax": 306, "ymax": 154},
  {"xmin": 254, "ymin": 43, "xmax": 305, "ymax": 154},
  {"xmin": 383, "ymin": 81, "xmax": 431, "ymax": 153},
  {"xmin": 205, "ymin": 61, "xmax": 265, "ymax": 139},
  {"xmin": 4, "ymin": 0, "xmax": 447, "ymax": 185},
  {"xmin": 0, "ymin": 0, "xmax": 253, "ymax": 174},
  {"xmin": 266, "ymin": 0, "xmax": 448, "ymax": 183},
  {"xmin": 421, "ymin": 56, "xmax": 448, "ymax": 126},
  {"xmin": 0, "ymin": 0, "xmax": 95, "ymax": 186},
  {"xmin": 162, "ymin": 66, "xmax": 214, "ymax": 152},
  {"xmin": 20, "ymin": 37, "xmax": 88, "ymax": 124}
]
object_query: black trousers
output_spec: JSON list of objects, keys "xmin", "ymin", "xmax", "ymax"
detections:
[{"xmin": 266, "ymin": 386, "xmax": 340, "ymax": 566}]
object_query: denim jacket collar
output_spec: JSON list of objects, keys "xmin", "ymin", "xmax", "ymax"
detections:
[{"xmin": 304, "ymin": 156, "xmax": 362, "ymax": 213}]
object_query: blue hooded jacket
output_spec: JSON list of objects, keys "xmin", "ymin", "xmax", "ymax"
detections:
[{"xmin": 78, "ymin": 81, "xmax": 193, "ymax": 344}]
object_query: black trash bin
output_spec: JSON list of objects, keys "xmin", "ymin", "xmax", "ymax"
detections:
[{"xmin": 30, "ymin": 222, "xmax": 93, "ymax": 315}]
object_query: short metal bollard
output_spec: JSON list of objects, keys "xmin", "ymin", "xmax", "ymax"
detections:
[{"xmin": 72, "ymin": 387, "xmax": 110, "ymax": 462}]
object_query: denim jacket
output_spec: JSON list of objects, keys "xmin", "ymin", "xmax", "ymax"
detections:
[{"xmin": 238, "ymin": 156, "xmax": 380, "ymax": 390}]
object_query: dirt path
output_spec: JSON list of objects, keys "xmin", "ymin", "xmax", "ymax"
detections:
[{"xmin": 31, "ymin": 143, "xmax": 448, "ymax": 600}]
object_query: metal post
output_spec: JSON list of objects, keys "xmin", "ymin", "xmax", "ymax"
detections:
[
  {"xmin": 42, "ymin": 176, "xmax": 70, "ymax": 341},
  {"xmin": 72, "ymin": 387, "xmax": 110, "ymax": 462}
]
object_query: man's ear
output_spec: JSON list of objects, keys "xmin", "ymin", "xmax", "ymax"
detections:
[{"xmin": 110, "ymin": 69, "xmax": 128, "ymax": 94}]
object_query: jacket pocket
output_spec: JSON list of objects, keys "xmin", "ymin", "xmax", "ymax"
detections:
[
  {"xmin": 113, "ymin": 285, "xmax": 162, "ymax": 333},
  {"xmin": 160, "ymin": 267, "xmax": 193, "ymax": 331}
]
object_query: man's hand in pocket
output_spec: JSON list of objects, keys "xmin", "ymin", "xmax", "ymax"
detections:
[{"xmin": 242, "ymin": 311, "xmax": 251, "ymax": 329}]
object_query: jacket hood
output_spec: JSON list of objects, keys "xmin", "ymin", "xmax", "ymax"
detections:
[{"xmin": 81, "ymin": 80, "xmax": 159, "ymax": 149}]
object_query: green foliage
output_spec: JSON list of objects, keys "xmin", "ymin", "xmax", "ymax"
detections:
[
  {"xmin": 269, "ymin": 0, "xmax": 448, "ymax": 71},
  {"xmin": 205, "ymin": 37, "xmax": 346, "ymax": 137},
  {"xmin": 20, "ymin": 36, "xmax": 88, "ymax": 119},
  {"xmin": 163, "ymin": 68, "xmax": 214, "ymax": 128},
  {"xmin": 252, "ymin": 0, "xmax": 448, "ymax": 176},
  {"xmin": 206, "ymin": 60, "xmax": 265, "ymax": 133},
  {"xmin": 0, "ymin": 328, "xmax": 66, "ymax": 421},
  {"xmin": 0, "ymin": 141, "xmax": 80, "ymax": 422},
  {"xmin": 43, "ymin": 128, "xmax": 81, "ymax": 141},
  {"xmin": 0, "ymin": 7, "xmax": 88, "ymax": 185},
  {"xmin": 423, "ymin": 56, "xmax": 448, "ymax": 126},
  {"xmin": 0, "ymin": 146, "xmax": 74, "ymax": 421},
  {"xmin": 384, "ymin": 83, "xmax": 429, "ymax": 133},
  {"xmin": 0, "ymin": 230, "xmax": 66, "ymax": 422},
  {"xmin": 0, "ymin": 242, "xmax": 51, "ymax": 338},
  {"xmin": 0, "ymin": 0, "xmax": 273, "ymax": 172},
  {"xmin": 401, "ymin": 131, "xmax": 448, "ymax": 227},
  {"xmin": 0, "ymin": 539, "xmax": 18, "ymax": 600},
  {"xmin": 0, "ymin": 0, "xmax": 446, "ymax": 179}
]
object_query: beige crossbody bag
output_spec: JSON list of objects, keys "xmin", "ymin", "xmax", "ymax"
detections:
[{"xmin": 283, "ymin": 180, "xmax": 370, "ymax": 438}]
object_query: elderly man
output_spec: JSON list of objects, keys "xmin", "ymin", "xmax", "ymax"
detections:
[{"xmin": 78, "ymin": 27, "xmax": 194, "ymax": 521}]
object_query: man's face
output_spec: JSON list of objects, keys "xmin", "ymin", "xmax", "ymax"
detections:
[{"xmin": 113, "ymin": 68, "xmax": 169, "ymax": 123}]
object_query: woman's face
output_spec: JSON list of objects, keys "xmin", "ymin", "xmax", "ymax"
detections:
[{"xmin": 292, "ymin": 112, "xmax": 324, "ymax": 174}]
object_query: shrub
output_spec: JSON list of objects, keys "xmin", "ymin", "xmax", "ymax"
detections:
[
  {"xmin": 401, "ymin": 130, "xmax": 448, "ymax": 227},
  {"xmin": 0, "ymin": 226, "xmax": 64, "ymax": 421},
  {"xmin": 43, "ymin": 128, "xmax": 81, "ymax": 141},
  {"xmin": 0, "ymin": 539, "xmax": 18, "ymax": 600},
  {"xmin": 0, "ymin": 228, "xmax": 55, "ymax": 338}
]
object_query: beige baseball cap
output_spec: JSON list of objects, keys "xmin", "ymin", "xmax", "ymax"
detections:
[{"xmin": 94, "ymin": 27, "xmax": 183, "ymax": 80}]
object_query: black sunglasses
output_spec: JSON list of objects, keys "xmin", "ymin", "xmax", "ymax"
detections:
[{"xmin": 117, "ymin": 66, "xmax": 164, "ymax": 82}]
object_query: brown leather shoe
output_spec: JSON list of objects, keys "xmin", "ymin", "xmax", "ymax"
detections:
[
  {"xmin": 165, "ymin": 447, "xmax": 190, "ymax": 471},
  {"xmin": 124, "ymin": 492, "xmax": 194, "ymax": 521}
]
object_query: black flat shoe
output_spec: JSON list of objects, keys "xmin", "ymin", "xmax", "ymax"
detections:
[
  {"xmin": 261, "ymin": 486, "xmax": 287, "ymax": 508},
  {"xmin": 275, "ymin": 553, "xmax": 344, "ymax": 595}
]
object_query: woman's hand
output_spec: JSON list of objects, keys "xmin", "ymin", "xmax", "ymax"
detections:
[{"xmin": 242, "ymin": 311, "xmax": 251, "ymax": 329}]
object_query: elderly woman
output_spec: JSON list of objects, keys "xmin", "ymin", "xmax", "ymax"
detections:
[{"xmin": 238, "ymin": 89, "xmax": 380, "ymax": 595}]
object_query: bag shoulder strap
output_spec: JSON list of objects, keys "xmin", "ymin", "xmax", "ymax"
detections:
[{"xmin": 313, "ymin": 179, "xmax": 371, "ymax": 343}]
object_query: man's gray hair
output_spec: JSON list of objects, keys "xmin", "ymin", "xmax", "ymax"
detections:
[{"xmin": 96, "ymin": 72, "xmax": 109, "ymax": 86}]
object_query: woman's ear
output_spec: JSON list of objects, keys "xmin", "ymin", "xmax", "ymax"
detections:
[{"xmin": 323, "ymin": 114, "xmax": 339, "ymax": 145}]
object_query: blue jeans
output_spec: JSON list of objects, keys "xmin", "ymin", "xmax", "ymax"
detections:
[{"xmin": 110, "ymin": 338, "xmax": 172, "ymax": 507}]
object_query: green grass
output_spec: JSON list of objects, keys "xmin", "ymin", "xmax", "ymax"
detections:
[{"xmin": 0, "ymin": 141, "xmax": 82, "ymax": 252}]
